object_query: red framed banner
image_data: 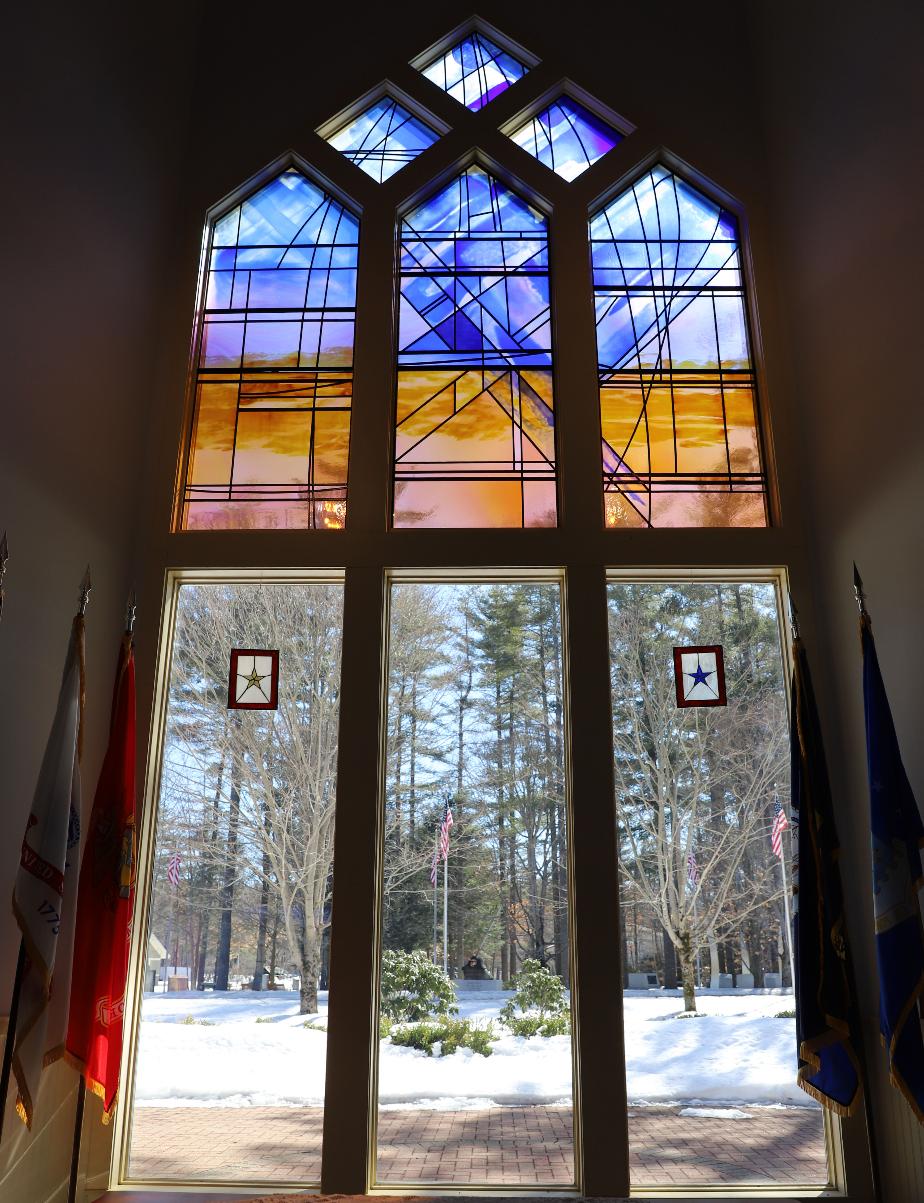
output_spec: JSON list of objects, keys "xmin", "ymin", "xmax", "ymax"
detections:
[
  {"xmin": 672, "ymin": 645, "xmax": 726, "ymax": 708},
  {"xmin": 227, "ymin": 649, "xmax": 280, "ymax": 710}
]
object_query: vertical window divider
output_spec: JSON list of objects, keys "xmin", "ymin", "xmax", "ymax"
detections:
[{"xmin": 321, "ymin": 565, "xmax": 388, "ymax": 1193}]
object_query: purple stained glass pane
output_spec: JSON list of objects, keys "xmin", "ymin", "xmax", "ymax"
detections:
[
  {"xmin": 509, "ymin": 96, "xmax": 621, "ymax": 181},
  {"xmin": 420, "ymin": 31, "xmax": 529, "ymax": 111}
]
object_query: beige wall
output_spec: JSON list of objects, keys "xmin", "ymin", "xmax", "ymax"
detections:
[
  {"xmin": 0, "ymin": 4, "xmax": 198, "ymax": 1200},
  {"xmin": 752, "ymin": 1, "xmax": 924, "ymax": 1197},
  {"xmin": 2, "ymin": 1, "xmax": 922, "ymax": 1199}
]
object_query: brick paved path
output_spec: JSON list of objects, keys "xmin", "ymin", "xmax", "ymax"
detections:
[{"xmin": 130, "ymin": 1105, "xmax": 826, "ymax": 1188}]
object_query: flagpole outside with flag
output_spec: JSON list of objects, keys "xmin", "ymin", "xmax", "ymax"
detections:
[
  {"xmin": 432, "ymin": 830, "xmax": 439, "ymax": 966},
  {"xmin": 443, "ymin": 844, "xmax": 449, "ymax": 976}
]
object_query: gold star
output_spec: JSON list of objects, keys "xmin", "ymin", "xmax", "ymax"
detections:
[{"xmin": 239, "ymin": 665, "xmax": 268, "ymax": 700}]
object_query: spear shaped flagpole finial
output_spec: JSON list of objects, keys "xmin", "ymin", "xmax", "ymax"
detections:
[
  {"xmin": 125, "ymin": 588, "xmax": 138, "ymax": 635},
  {"xmin": 788, "ymin": 590, "xmax": 801, "ymax": 641},
  {"xmin": 78, "ymin": 565, "xmax": 92, "ymax": 616},
  {"xmin": 853, "ymin": 562, "xmax": 868, "ymax": 617}
]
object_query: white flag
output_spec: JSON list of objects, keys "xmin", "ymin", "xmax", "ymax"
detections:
[{"xmin": 11, "ymin": 614, "xmax": 84, "ymax": 1127}]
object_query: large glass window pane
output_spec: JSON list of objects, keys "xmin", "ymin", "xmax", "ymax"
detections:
[
  {"xmin": 126, "ymin": 582, "xmax": 343, "ymax": 1185},
  {"xmin": 375, "ymin": 581, "xmax": 575, "ymax": 1186},
  {"xmin": 607, "ymin": 579, "xmax": 828, "ymax": 1189}
]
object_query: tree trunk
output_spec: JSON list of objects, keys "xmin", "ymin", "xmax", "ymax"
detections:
[
  {"xmin": 298, "ymin": 929, "xmax": 322, "ymax": 1014},
  {"xmin": 662, "ymin": 929, "xmax": 678, "ymax": 988},
  {"xmin": 213, "ymin": 746, "xmax": 240, "ymax": 991},
  {"xmin": 252, "ymin": 873, "xmax": 270, "ymax": 990},
  {"xmin": 708, "ymin": 927, "xmax": 720, "ymax": 986},
  {"xmin": 678, "ymin": 929, "xmax": 697, "ymax": 1012}
]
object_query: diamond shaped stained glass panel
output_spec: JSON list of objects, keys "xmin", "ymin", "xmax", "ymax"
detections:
[
  {"xmin": 420, "ymin": 31, "xmax": 529, "ymax": 111},
  {"xmin": 508, "ymin": 96, "xmax": 622, "ymax": 181},
  {"xmin": 327, "ymin": 97, "xmax": 440, "ymax": 182}
]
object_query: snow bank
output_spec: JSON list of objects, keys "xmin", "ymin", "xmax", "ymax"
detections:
[{"xmin": 134, "ymin": 988, "xmax": 816, "ymax": 1110}]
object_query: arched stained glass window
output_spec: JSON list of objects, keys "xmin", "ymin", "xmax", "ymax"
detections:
[
  {"xmin": 182, "ymin": 168, "xmax": 358, "ymax": 530},
  {"xmin": 591, "ymin": 165, "xmax": 767, "ymax": 528},
  {"xmin": 393, "ymin": 165, "xmax": 556, "ymax": 528}
]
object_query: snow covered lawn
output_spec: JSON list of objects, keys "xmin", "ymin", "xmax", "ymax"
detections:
[{"xmin": 134, "ymin": 988, "xmax": 816, "ymax": 1111}]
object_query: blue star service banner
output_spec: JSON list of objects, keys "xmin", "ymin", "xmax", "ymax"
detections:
[
  {"xmin": 861, "ymin": 613, "xmax": 924, "ymax": 1123},
  {"xmin": 792, "ymin": 637, "xmax": 862, "ymax": 1114}
]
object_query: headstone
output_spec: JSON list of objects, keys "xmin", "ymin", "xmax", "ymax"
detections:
[
  {"xmin": 736, "ymin": 973, "xmax": 755, "ymax": 989},
  {"xmin": 167, "ymin": 975, "xmax": 189, "ymax": 992},
  {"xmin": 718, "ymin": 972, "xmax": 734, "ymax": 988},
  {"xmin": 628, "ymin": 972, "xmax": 658, "ymax": 989},
  {"xmin": 764, "ymin": 972, "xmax": 782, "ymax": 988}
]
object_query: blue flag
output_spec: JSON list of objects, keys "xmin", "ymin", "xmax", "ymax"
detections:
[
  {"xmin": 791, "ymin": 637, "xmax": 862, "ymax": 1114},
  {"xmin": 861, "ymin": 613, "xmax": 924, "ymax": 1123}
]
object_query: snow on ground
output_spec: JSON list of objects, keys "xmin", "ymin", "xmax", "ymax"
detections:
[{"xmin": 135, "ymin": 988, "xmax": 816, "ymax": 1111}]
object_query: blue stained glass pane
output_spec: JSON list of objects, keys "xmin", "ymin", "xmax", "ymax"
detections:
[
  {"xmin": 420, "ymin": 31, "xmax": 530, "ymax": 111},
  {"xmin": 328, "ymin": 97, "xmax": 440, "ymax": 183},
  {"xmin": 508, "ymin": 96, "xmax": 621, "ymax": 181}
]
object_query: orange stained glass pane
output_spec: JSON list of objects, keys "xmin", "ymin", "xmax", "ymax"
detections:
[
  {"xmin": 181, "ymin": 168, "xmax": 358, "ymax": 530},
  {"xmin": 394, "ymin": 479, "xmax": 540, "ymax": 528}
]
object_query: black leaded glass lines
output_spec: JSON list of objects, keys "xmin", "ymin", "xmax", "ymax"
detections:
[
  {"xmin": 419, "ymin": 31, "xmax": 529, "ymax": 111},
  {"xmin": 590, "ymin": 165, "xmax": 767, "ymax": 528}
]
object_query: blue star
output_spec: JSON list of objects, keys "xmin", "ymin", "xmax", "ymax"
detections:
[{"xmin": 688, "ymin": 660, "xmax": 713, "ymax": 689}]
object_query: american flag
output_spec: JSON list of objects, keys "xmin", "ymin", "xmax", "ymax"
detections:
[
  {"xmin": 439, "ymin": 802, "xmax": 454, "ymax": 861},
  {"xmin": 687, "ymin": 850, "xmax": 699, "ymax": 886},
  {"xmin": 167, "ymin": 850, "xmax": 182, "ymax": 887},
  {"xmin": 429, "ymin": 848, "xmax": 439, "ymax": 887},
  {"xmin": 771, "ymin": 799, "xmax": 790, "ymax": 860}
]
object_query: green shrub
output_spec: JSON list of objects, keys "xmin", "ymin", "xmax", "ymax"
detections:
[
  {"xmin": 773, "ymin": 1009, "xmax": 796, "ymax": 1019},
  {"xmin": 387, "ymin": 1017, "xmax": 496, "ymax": 1057},
  {"xmin": 380, "ymin": 949, "xmax": 457, "ymax": 1022},
  {"xmin": 379, "ymin": 1014, "xmax": 393, "ymax": 1040},
  {"xmin": 181, "ymin": 1015, "xmax": 214, "ymax": 1026},
  {"xmin": 302, "ymin": 1021, "xmax": 327, "ymax": 1031},
  {"xmin": 500, "ymin": 959, "xmax": 570, "ymax": 1037},
  {"xmin": 255, "ymin": 1016, "xmax": 274, "ymax": 1023}
]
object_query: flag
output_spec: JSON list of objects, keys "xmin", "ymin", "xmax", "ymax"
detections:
[
  {"xmin": 687, "ymin": 851, "xmax": 699, "ymax": 886},
  {"xmin": 771, "ymin": 799, "xmax": 790, "ymax": 860},
  {"xmin": 439, "ymin": 803, "xmax": 454, "ymax": 861},
  {"xmin": 790, "ymin": 635, "xmax": 862, "ymax": 1115},
  {"xmin": 11, "ymin": 612, "xmax": 85, "ymax": 1127},
  {"xmin": 65, "ymin": 633, "xmax": 136, "ymax": 1122},
  {"xmin": 860, "ymin": 610, "xmax": 924, "ymax": 1123},
  {"xmin": 167, "ymin": 850, "xmax": 181, "ymax": 887},
  {"xmin": 429, "ymin": 849, "xmax": 439, "ymax": 887}
]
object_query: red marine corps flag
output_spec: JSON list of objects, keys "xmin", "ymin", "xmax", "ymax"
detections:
[
  {"xmin": 66, "ymin": 621, "xmax": 137, "ymax": 1122},
  {"xmin": 10, "ymin": 582, "xmax": 88, "ymax": 1127}
]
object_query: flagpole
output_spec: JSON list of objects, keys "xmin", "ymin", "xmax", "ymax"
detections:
[
  {"xmin": 779, "ymin": 845, "xmax": 795, "ymax": 990},
  {"xmin": 432, "ymin": 829, "xmax": 439, "ymax": 966},
  {"xmin": 0, "ymin": 942, "xmax": 26, "ymax": 1146},
  {"xmin": 443, "ymin": 848, "xmax": 449, "ymax": 976}
]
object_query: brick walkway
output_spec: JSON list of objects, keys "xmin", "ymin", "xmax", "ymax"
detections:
[{"xmin": 130, "ymin": 1104, "xmax": 826, "ymax": 1187}]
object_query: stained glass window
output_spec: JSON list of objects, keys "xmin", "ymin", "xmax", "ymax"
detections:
[
  {"xmin": 591, "ymin": 165, "xmax": 767, "ymax": 528},
  {"xmin": 327, "ymin": 97, "xmax": 440, "ymax": 183},
  {"xmin": 182, "ymin": 169, "xmax": 358, "ymax": 530},
  {"xmin": 394, "ymin": 166, "xmax": 556, "ymax": 528},
  {"xmin": 508, "ymin": 96, "xmax": 622, "ymax": 181},
  {"xmin": 419, "ymin": 31, "xmax": 529, "ymax": 111}
]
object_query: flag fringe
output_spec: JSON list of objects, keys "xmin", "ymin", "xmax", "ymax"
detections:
[{"xmin": 796, "ymin": 1068, "xmax": 859, "ymax": 1117}]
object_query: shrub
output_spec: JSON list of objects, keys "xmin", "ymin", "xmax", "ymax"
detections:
[
  {"xmin": 380, "ymin": 949, "xmax": 457, "ymax": 1022},
  {"xmin": 302, "ymin": 1021, "xmax": 327, "ymax": 1031},
  {"xmin": 387, "ymin": 1017, "xmax": 496, "ymax": 1057},
  {"xmin": 255, "ymin": 1016, "xmax": 274, "ymax": 1023},
  {"xmin": 379, "ymin": 1014, "xmax": 393, "ymax": 1040},
  {"xmin": 500, "ymin": 959, "xmax": 570, "ymax": 1037},
  {"xmin": 774, "ymin": 1009, "xmax": 796, "ymax": 1019},
  {"xmin": 181, "ymin": 1015, "xmax": 214, "ymax": 1026}
]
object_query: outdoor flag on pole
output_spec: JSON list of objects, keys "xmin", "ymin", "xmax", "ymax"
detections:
[
  {"xmin": 439, "ymin": 803, "xmax": 454, "ymax": 861},
  {"xmin": 687, "ymin": 851, "xmax": 699, "ymax": 886},
  {"xmin": 859, "ymin": 590, "xmax": 924, "ymax": 1123},
  {"xmin": 771, "ymin": 799, "xmax": 790, "ymax": 860},
  {"xmin": 429, "ymin": 848, "xmax": 439, "ymax": 887},
  {"xmin": 167, "ymin": 850, "xmax": 181, "ymax": 887},
  {"xmin": 790, "ymin": 632, "xmax": 862, "ymax": 1115},
  {"xmin": 11, "ymin": 609, "xmax": 85, "ymax": 1127},
  {"xmin": 66, "ymin": 632, "xmax": 137, "ymax": 1123}
]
